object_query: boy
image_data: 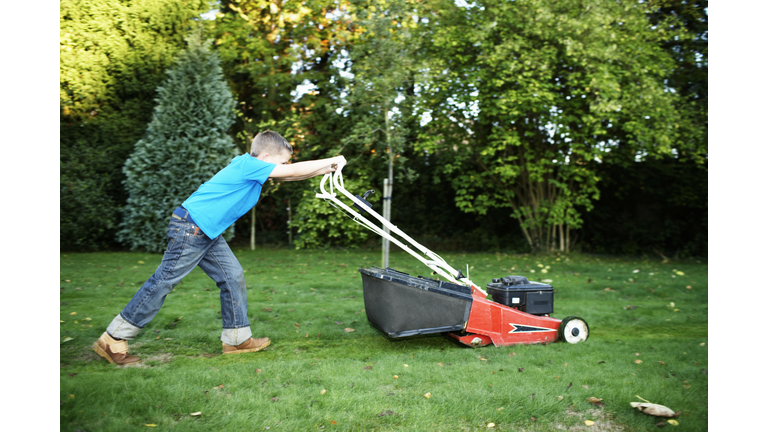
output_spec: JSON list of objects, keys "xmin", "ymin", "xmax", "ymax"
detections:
[{"xmin": 93, "ymin": 130, "xmax": 346, "ymax": 365}]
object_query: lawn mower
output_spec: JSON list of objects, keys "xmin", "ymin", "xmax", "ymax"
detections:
[{"xmin": 314, "ymin": 168, "xmax": 589, "ymax": 347}]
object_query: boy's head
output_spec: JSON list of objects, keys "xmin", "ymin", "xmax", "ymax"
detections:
[{"xmin": 250, "ymin": 130, "xmax": 293, "ymax": 164}]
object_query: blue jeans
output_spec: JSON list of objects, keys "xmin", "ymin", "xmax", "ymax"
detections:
[{"xmin": 106, "ymin": 217, "xmax": 252, "ymax": 346}]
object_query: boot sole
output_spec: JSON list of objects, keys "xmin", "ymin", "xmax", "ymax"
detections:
[
  {"xmin": 92, "ymin": 341, "xmax": 141, "ymax": 365},
  {"xmin": 223, "ymin": 340, "xmax": 271, "ymax": 355},
  {"xmin": 92, "ymin": 342, "xmax": 116, "ymax": 364}
]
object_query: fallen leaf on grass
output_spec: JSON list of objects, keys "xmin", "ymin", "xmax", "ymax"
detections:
[
  {"xmin": 478, "ymin": 357, "xmax": 488, "ymax": 361},
  {"xmin": 70, "ymin": 312, "xmax": 77, "ymax": 316},
  {"xmin": 557, "ymin": 396, "xmax": 564, "ymax": 401},
  {"xmin": 190, "ymin": 412, "xmax": 201, "ymax": 416},
  {"xmin": 334, "ymin": 321, "xmax": 343, "ymax": 325},
  {"xmin": 271, "ymin": 397, "xmax": 279, "ymax": 402},
  {"xmin": 582, "ymin": 385, "xmax": 589, "ymax": 389},
  {"xmin": 213, "ymin": 385, "xmax": 224, "ymax": 390},
  {"xmin": 588, "ymin": 397, "xmax": 604, "ymax": 407},
  {"xmin": 657, "ymin": 422, "xmax": 667, "ymax": 428},
  {"xmin": 423, "ymin": 392, "xmax": 431, "ymax": 399},
  {"xmin": 584, "ymin": 420, "xmax": 595, "ymax": 426},
  {"xmin": 631, "ymin": 400, "xmax": 677, "ymax": 417},
  {"xmin": 377, "ymin": 410, "xmax": 396, "ymax": 417},
  {"xmin": 61, "ymin": 337, "xmax": 74, "ymax": 344},
  {"xmin": 364, "ymin": 366, "xmax": 372, "ymax": 370},
  {"xmin": 144, "ymin": 425, "xmax": 157, "ymax": 427},
  {"xmin": 658, "ymin": 361, "xmax": 665, "ymax": 365},
  {"xmin": 321, "ymin": 389, "xmax": 327, "ymax": 395},
  {"xmin": 668, "ymin": 419, "xmax": 679, "ymax": 426},
  {"xmin": 518, "ymin": 368, "xmax": 525, "ymax": 372},
  {"xmin": 393, "ymin": 375, "xmax": 399, "ymax": 379},
  {"xmin": 487, "ymin": 423, "xmax": 495, "ymax": 428},
  {"xmin": 597, "ymin": 361, "xmax": 606, "ymax": 364},
  {"xmin": 255, "ymin": 368, "xmax": 263, "ymax": 374},
  {"xmin": 437, "ymin": 362, "xmax": 444, "ymax": 367},
  {"xmin": 330, "ymin": 421, "xmax": 337, "ymax": 425},
  {"xmin": 68, "ymin": 373, "xmax": 78, "ymax": 377},
  {"xmin": 344, "ymin": 328, "xmax": 355, "ymax": 333},
  {"xmin": 624, "ymin": 305, "xmax": 637, "ymax": 310}
]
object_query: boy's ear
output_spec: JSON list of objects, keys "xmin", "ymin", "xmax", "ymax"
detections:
[{"xmin": 256, "ymin": 152, "xmax": 270, "ymax": 161}]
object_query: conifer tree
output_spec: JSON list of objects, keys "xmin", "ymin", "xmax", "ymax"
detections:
[{"xmin": 119, "ymin": 30, "xmax": 238, "ymax": 252}]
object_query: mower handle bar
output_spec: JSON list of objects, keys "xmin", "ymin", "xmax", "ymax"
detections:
[{"xmin": 316, "ymin": 166, "xmax": 486, "ymax": 296}]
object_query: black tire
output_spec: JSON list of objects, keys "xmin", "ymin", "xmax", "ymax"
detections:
[{"xmin": 558, "ymin": 316, "xmax": 590, "ymax": 344}]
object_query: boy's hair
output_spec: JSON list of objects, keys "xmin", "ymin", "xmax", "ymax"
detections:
[{"xmin": 250, "ymin": 130, "xmax": 293, "ymax": 157}]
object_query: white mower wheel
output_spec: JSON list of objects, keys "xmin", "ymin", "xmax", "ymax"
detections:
[{"xmin": 558, "ymin": 316, "xmax": 589, "ymax": 344}]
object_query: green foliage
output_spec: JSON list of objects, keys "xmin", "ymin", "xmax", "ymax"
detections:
[
  {"xmin": 211, "ymin": 0, "xmax": 358, "ymax": 152},
  {"xmin": 59, "ymin": 0, "xmax": 707, "ymax": 256},
  {"xmin": 342, "ymin": 0, "xmax": 419, "ymax": 180},
  {"xmin": 60, "ymin": 0, "xmax": 211, "ymax": 251},
  {"xmin": 118, "ymin": 32, "xmax": 238, "ymax": 252},
  {"xmin": 414, "ymin": 0, "xmax": 692, "ymax": 252},
  {"xmin": 210, "ymin": 1, "xmax": 361, "ymax": 244},
  {"xmin": 646, "ymin": 0, "xmax": 708, "ymax": 163},
  {"xmin": 292, "ymin": 175, "xmax": 377, "ymax": 249}
]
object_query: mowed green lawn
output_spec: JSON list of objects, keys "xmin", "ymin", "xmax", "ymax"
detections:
[{"xmin": 60, "ymin": 248, "xmax": 707, "ymax": 431}]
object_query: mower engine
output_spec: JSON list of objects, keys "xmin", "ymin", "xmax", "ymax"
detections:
[{"xmin": 485, "ymin": 276, "xmax": 554, "ymax": 316}]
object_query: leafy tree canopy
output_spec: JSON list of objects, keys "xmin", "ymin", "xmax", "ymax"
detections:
[{"xmin": 414, "ymin": 0, "xmax": 698, "ymax": 251}]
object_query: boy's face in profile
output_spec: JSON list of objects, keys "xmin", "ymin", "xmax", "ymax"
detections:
[{"xmin": 259, "ymin": 150, "xmax": 292, "ymax": 165}]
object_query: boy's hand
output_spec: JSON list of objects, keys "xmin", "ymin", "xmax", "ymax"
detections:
[{"xmin": 331, "ymin": 156, "xmax": 347, "ymax": 172}]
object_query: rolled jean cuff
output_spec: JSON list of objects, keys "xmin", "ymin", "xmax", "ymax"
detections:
[
  {"xmin": 221, "ymin": 326, "xmax": 252, "ymax": 346},
  {"xmin": 106, "ymin": 313, "xmax": 142, "ymax": 340}
]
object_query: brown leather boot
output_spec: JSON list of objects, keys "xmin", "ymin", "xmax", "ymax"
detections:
[
  {"xmin": 93, "ymin": 332, "xmax": 141, "ymax": 365},
  {"xmin": 222, "ymin": 337, "xmax": 271, "ymax": 354}
]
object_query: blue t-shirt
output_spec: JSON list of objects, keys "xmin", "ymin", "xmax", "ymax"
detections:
[{"xmin": 182, "ymin": 154, "xmax": 276, "ymax": 239}]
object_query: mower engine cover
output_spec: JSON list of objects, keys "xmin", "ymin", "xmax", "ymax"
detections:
[{"xmin": 485, "ymin": 276, "xmax": 554, "ymax": 315}]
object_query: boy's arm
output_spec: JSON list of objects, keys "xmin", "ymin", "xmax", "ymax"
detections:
[{"xmin": 269, "ymin": 156, "xmax": 346, "ymax": 181}]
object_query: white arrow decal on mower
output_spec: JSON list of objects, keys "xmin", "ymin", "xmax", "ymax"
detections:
[{"xmin": 508, "ymin": 323, "xmax": 557, "ymax": 333}]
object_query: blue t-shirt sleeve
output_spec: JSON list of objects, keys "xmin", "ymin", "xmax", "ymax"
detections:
[{"xmin": 243, "ymin": 156, "xmax": 276, "ymax": 184}]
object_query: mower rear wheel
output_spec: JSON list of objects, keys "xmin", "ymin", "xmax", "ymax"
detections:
[{"xmin": 558, "ymin": 316, "xmax": 589, "ymax": 344}]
